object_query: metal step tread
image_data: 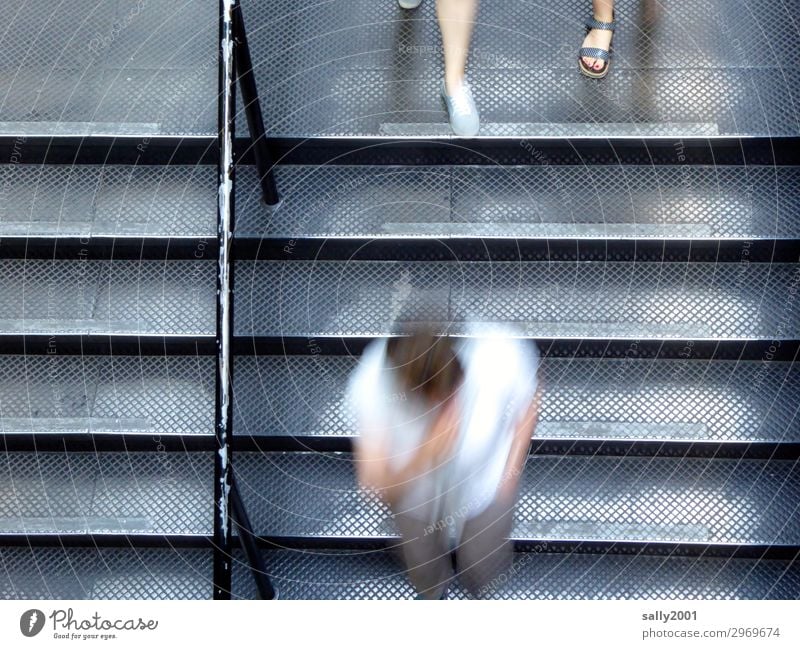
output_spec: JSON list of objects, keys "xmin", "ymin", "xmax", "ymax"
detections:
[
  {"xmin": 0, "ymin": 546, "xmax": 211, "ymax": 599},
  {"xmin": 0, "ymin": 451, "xmax": 212, "ymax": 535},
  {"xmin": 236, "ymin": 165, "xmax": 800, "ymax": 241},
  {"xmin": 241, "ymin": 0, "xmax": 800, "ymax": 138},
  {"xmin": 0, "ymin": 355, "xmax": 214, "ymax": 437},
  {"xmin": 232, "ymin": 549, "xmax": 800, "ymax": 599},
  {"xmin": 0, "ymin": 165, "xmax": 216, "ymax": 239},
  {"xmin": 0, "ymin": 0, "xmax": 216, "ymax": 138},
  {"xmin": 235, "ymin": 453, "xmax": 800, "ymax": 545},
  {"xmin": 234, "ymin": 260, "xmax": 800, "ymax": 340},
  {"xmin": 233, "ymin": 356, "xmax": 800, "ymax": 445},
  {"xmin": 0, "ymin": 258, "xmax": 216, "ymax": 336}
]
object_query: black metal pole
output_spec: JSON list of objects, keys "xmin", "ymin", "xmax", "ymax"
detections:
[
  {"xmin": 232, "ymin": 1, "xmax": 280, "ymax": 205},
  {"xmin": 213, "ymin": 0, "xmax": 236, "ymax": 600},
  {"xmin": 231, "ymin": 473, "xmax": 277, "ymax": 599}
]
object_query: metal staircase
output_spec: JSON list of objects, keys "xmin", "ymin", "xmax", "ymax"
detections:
[{"xmin": 2, "ymin": 0, "xmax": 799, "ymax": 600}]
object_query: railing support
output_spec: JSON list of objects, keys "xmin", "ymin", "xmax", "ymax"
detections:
[
  {"xmin": 231, "ymin": 473, "xmax": 277, "ymax": 599},
  {"xmin": 213, "ymin": 0, "xmax": 236, "ymax": 600},
  {"xmin": 232, "ymin": 1, "xmax": 280, "ymax": 205}
]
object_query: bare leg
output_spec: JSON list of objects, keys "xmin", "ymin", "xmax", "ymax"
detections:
[
  {"xmin": 437, "ymin": 0, "xmax": 478, "ymax": 94},
  {"xmin": 581, "ymin": 0, "xmax": 615, "ymax": 71}
]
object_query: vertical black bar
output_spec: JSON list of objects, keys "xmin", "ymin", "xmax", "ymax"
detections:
[
  {"xmin": 214, "ymin": 0, "xmax": 236, "ymax": 600},
  {"xmin": 231, "ymin": 474, "xmax": 277, "ymax": 599},
  {"xmin": 233, "ymin": 1, "xmax": 280, "ymax": 205}
]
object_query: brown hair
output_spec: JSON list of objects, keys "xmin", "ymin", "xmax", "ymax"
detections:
[{"xmin": 385, "ymin": 328, "xmax": 464, "ymax": 404}]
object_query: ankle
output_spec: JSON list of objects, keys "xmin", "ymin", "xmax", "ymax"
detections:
[
  {"xmin": 444, "ymin": 75, "xmax": 464, "ymax": 96},
  {"xmin": 593, "ymin": 11, "xmax": 614, "ymax": 23}
]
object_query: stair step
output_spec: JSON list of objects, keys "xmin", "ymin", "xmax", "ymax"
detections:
[
  {"xmin": 0, "ymin": 546, "xmax": 211, "ymax": 599},
  {"xmin": 0, "ymin": 164, "xmax": 216, "ymax": 239},
  {"xmin": 0, "ymin": 452, "xmax": 211, "ymax": 535},
  {"xmin": 232, "ymin": 549, "xmax": 800, "ymax": 599},
  {"xmin": 240, "ymin": 0, "xmax": 800, "ymax": 138},
  {"xmin": 235, "ymin": 453, "xmax": 800, "ymax": 546},
  {"xmin": 233, "ymin": 356, "xmax": 800, "ymax": 448},
  {"xmin": 234, "ymin": 260, "xmax": 800, "ymax": 340},
  {"xmin": 0, "ymin": 355, "xmax": 214, "ymax": 438},
  {"xmin": 0, "ymin": 259, "xmax": 216, "ymax": 336},
  {"xmin": 236, "ymin": 165, "xmax": 800, "ymax": 244},
  {"xmin": 0, "ymin": 0, "xmax": 216, "ymax": 138}
]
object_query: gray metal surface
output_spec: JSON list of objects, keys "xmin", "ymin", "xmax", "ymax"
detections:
[
  {"xmin": 0, "ymin": 546, "xmax": 212, "ymax": 599},
  {"xmin": 0, "ymin": 259, "xmax": 216, "ymax": 335},
  {"xmin": 0, "ymin": 0, "xmax": 216, "ymax": 137},
  {"xmin": 0, "ymin": 354, "xmax": 214, "ymax": 435},
  {"xmin": 0, "ymin": 452, "xmax": 212, "ymax": 534},
  {"xmin": 234, "ymin": 453, "xmax": 800, "ymax": 545},
  {"xmin": 0, "ymin": 164, "xmax": 216, "ymax": 238},
  {"xmin": 236, "ymin": 165, "xmax": 800, "ymax": 240},
  {"xmin": 240, "ymin": 0, "xmax": 800, "ymax": 137},
  {"xmin": 233, "ymin": 355, "xmax": 800, "ymax": 444},
  {"xmin": 235, "ymin": 260, "xmax": 800, "ymax": 340},
  {"xmin": 232, "ymin": 549, "xmax": 800, "ymax": 600}
]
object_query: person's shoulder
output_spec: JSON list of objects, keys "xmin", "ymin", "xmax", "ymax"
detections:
[{"xmin": 460, "ymin": 330, "xmax": 539, "ymax": 372}]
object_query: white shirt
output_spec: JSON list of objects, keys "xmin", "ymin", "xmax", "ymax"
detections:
[{"xmin": 347, "ymin": 327, "xmax": 540, "ymax": 530}]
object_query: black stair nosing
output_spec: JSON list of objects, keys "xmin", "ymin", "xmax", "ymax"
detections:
[
  {"xmin": 0, "ymin": 237, "xmax": 219, "ymax": 260},
  {"xmin": 235, "ymin": 237, "xmax": 800, "ymax": 264},
  {"xmin": 248, "ymin": 536, "xmax": 800, "ymax": 561},
  {"xmin": 0, "ymin": 335, "xmax": 218, "ymax": 356},
  {"xmin": 248, "ymin": 136, "xmax": 800, "ymax": 167},
  {"xmin": 0, "ymin": 136, "xmax": 218, "ymax": 166},
  {"xmin": 0, "ymin": 533, "xmax": 214, "ymax": 550},
  {"xmin": 231, "ymin": 436, "xmax": 800, "ymax": 460},
  {"xmin": 234, "ymin": 336, "xmax": 800, "ymax": 362},
  {"xmin": 0, "ymin": 433, "xmax": 216, "ymax": 454}
]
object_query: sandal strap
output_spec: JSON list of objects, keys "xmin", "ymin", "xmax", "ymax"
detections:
[
  {"xmin": 579, "ymin": 47, "xmax": 610, "ymax": 61},
  {"xmin": 586, "ymin": 16, "xmax": 616, "ymax": 31}
]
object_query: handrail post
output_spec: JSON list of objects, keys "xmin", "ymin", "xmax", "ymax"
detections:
[
  {"xmin": 213, "ymin": 0, "xmax": 236, "ymax": 600},
  {"xmin": 232, "ymin": 1, "xmax": 280, "ymax": 206}
]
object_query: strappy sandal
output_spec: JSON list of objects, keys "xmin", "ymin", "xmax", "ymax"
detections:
[{"xmin": 578, "ymin": 15, "xmax": 616, "ymax": 79}]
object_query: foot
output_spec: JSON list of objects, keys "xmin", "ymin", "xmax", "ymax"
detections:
[
  {"xmin": 441, "ymin": 78, "xmax": 480, "ymax": 136},
  {"xmin": 580, "ymin": 16, "xmax": 614, "ymax": 72},
  {"xmin": 398, "ymin": 0, "xmax": 422, "ymax": 9}
]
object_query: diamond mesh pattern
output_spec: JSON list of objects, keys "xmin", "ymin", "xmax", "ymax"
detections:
[
  {"xmin": 235, "ymin": 452, "xmax": 800, "ymax": 545},
  {"xmin": 240, "ymin": 0, "xmax": 800, "ymax": 137},
  {"xmin": 0, "ymin": 546, "xmax": 212, "ymax": 599},
  {"xmin": 234, "ymin": 261, "xmax": 800, "ymax": 340},
  {"xmin": 0, "ymin": 452, "xmax": 212, "ymax": 535},
  {"xmin": 233, "ymin": 355, "xmax": 800, "ymax": 443},
  {"xmin": 0, "ymin": 0, "xmax": 216, "ymax": 136},
  {"xmin": 0, "ymin": 164, "xmax": 216, "ymax": 237},
  {"xmin": 236, "ymin": 165, "xmax": 800, "ymax": 240},
  {"xmin": 231, "ymin": 549, "xmax": 800, "ymax": 600},
  {"xmin": 0, "ymin": 355, "xmax": 213, "ymax": 435},
  {"xmin": 0, "ymin": 259, "xmax": 216, "ymax": 335}
]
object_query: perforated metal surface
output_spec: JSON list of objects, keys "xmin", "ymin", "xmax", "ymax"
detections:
[
  {"xmin": 0, "ymin": 355, "xmax": 214, "ymax": 435},
  {"xmin": 0, "ymin": 546, "xmax": 212, "ymax": 599},
  {"xmin": 0, "ymin": 452, "xmax": 212, "ymax": 535},
  {"xmin": 237, "ymin": 165, "xmax": 800, "ymax": 240},
  {"xmin": 235, "ymin": 453, "xmax": 800, "ymax": 545},
  {"xmin": 0, "ymin": 259, "xmax": 216, "ymax": 335},
  {"xmin": 0, "ymin": 0, "xmax": 216, "ymax": 136},
  {"xmin": 240, "ymin": 0, "xmax": 800, "ymax": 137},
  {"xmin": 231, "ymin": 549, "xmax": 800, "ymax": 600},
  {"xmin": 235, "ymin": 261, "xmax": 800, "ymax": 340},
  {"xmin": 0, "ymin": 164, "xmax": 216, "ymax": 237},
  {"xmin": 233, "ymin": 355, "xmax": 800, "ymax": 444}
]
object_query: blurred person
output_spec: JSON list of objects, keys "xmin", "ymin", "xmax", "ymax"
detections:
[
  {"xmin": 400, "ymin": 0, "xmax": 480, "ymax": 136},
  {"xmin": 579, "ymin": 0, "xmax": 616, "ymax": 78},
  {"xmin": 348, "ymin": 325, "xmax": 541, "ymax": 598}
]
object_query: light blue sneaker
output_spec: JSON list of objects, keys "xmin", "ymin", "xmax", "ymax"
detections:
[
  {"xmin": 441, "ymin": 79, "xmax": 480, "ymax": 136},
  {"xmin": 398, "ymin": 0, "xmax": 422, "ymax": 8}
]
